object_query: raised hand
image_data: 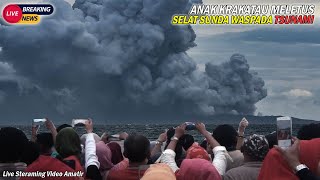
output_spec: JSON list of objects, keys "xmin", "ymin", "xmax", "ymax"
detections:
[
  {"xmin": 85, "ymin": 119, "xmax": 93, "ymax": 133},
  {"xmin": 119, "ymin": 132, "xmax": 129, "ymax": 140},
  {"xmin": 45, "ymin": 118, "xmax": 56, "ymax": 131},
  {"xmin": 158, "ymin": 130, "xmax": 168, "ymax": 143},
  {"xmin": 238, "ymin": 117, "xmax": 249, "ymax": 132},
  {"xmin": 274, "ymin": 137, "xmax": 301, "ymax": 170},
  {"xmin": 174, "ymin": 124, "xmax": 186, "ymax": 138},
  {"xmin": 195, "ymin": 122, "xmax": 207, "ymax": 134}
]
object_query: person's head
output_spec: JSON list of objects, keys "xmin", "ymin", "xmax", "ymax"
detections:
[
  {"xmin": 200, "ymin": 139, "xmax": 207, "ymax": 150},
  {"xmin": 55, "ymin": 127, "xmax": 81, "ymax": 160},
  {"xmin": 21, "ymin": 141, "xmax": 40, "ymax": 165},
  {"xmin": 107, "ymin": 142, "xmax": 124, "ymax": 164},
  {"xmin": 96, "ymin": 141, "xmax": 113, "ymax": 173},
  {"xmin": 80, "ymin": 133, "xmax": 101, "ymax": 146},
  {"xmin": 186, "ymin": 143, "xmax": 211, "ymax": 161},
  {"xmin": 212, "ymin": 124, "xmax": 238, "ymax": 151},
  {"xmin": 36, "ymin": 133, "xmax": 54, "ymax": 155},
  {"xmin": 265, "ymin": 131, "xmax": 277, "ymax": 149},
  {"xmin": 123, "ymin": 133, "xmax": 150, "ymax": 164},
  {"xmin": 0, "ymin": 127, "xmax": 28, "ymax": 163},
  {"xmin": 141, "ymin": 164, "xmax": 176, "ymax": 180},
  {"xmin": 101, "ymin": 132, "xmax": 110, "ymax": 144},
  {"xmin": 297, "ymin": 123, "xmax": 320, "ymax": 140},
  {"xmin": 56, "ymin": 124, "xmax": 72, "ymax": 132},
  {"xmin": 241, "ymin": 134, "xmax": 269, "ymax": 162},
  {"xmin": 180, "ymin": 134, "xmax": 195, "ymax": 151},
  {"xmin": 176, "ymin": 159, "xmax": 221, "ymax": 180}
]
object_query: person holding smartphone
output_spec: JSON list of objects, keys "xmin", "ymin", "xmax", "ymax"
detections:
[
  {"xmin": 258, "ymin": 137, "xmax": 320, "ymax": 180},
  {"xmin": 274, "ymin": 138, "xmax": 320, "ymax": 180}
]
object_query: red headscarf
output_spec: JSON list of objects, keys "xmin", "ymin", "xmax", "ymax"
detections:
[
  {"xmin": 186, "ymin": 143, "xmax": 211, "ymax": 161},
  {"xmin": 107, "ymin": 142, "xmax": 124, "ymax": 164},
  {"xmin": 258, "ymin": 138, "xmax": 320, "ymax": 180},
  {"xmin": 176, "ymin": 159, "xmax": 221, "ymax": 180}
]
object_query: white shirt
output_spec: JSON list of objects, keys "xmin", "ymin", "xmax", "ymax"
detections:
[
  {"xmin": 85, "ymin": 133, "xmax": 100, "ymax": 170},
  {"xmin": 160, "ymin": 146, "xmax": 228, "ymax": 175}
]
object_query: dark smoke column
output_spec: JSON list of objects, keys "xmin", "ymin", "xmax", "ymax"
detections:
[{"xmin": 0, "ymin": 0, "xmax": 267, "ymax": 122}]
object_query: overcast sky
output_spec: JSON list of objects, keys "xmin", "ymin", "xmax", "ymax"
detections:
[
  {"xmin": 0, "ymin": 0, "xmax": 319, "ymax": 121},
  {"xmin": 187, "ymin": 0, "xmax": 320, "ymax": 120},
  {"xmin": 62, "ymin": 0, "xmax": 320, "ymax": 120}
]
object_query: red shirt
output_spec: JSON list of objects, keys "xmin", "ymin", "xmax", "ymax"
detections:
[{"xmin": 20, "ymin": 155, "xmax": 84, "ymax": 180}]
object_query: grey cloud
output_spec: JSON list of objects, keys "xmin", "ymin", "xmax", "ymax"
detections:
[
  {"xmin": 0, "ymin": 0, "xmax": 266, "ymax": 122},
  {"xmin": 223, "ymin": 27, "xmax": 320, "ymax": 45}
]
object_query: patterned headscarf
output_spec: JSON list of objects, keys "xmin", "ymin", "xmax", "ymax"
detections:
[
  {"xmin": 242, "ymin": 134, "xmax": 269, "ymax": 161},
  {"xmin": 186, "ymin": 143, "xmax": 211, "ymax": 161}
]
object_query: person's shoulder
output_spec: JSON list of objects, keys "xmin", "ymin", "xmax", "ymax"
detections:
[
  {"xmin": 24, "ymin": 155, "xmax": 75, "ymax": 172},
  {"xmin": 224, "ymin": 165, "xmax": 259, "ymax": 180},
  {"xmin": 108, "ymin": 168, "xmax": 145, "ymax": 180},
  {"xmin": 223, "ymin": 169, "xmax": 239, "ymax": 180}
]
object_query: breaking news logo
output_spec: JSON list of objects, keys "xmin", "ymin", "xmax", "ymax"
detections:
[{"xmin": 2, "ymin": 4, "xmax": 54, "ymax": 25}]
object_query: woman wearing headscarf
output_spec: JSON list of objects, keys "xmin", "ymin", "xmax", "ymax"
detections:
[
  {"xmin": 21, "ymin": 127, "xmax": 85, "ymax": 180},
  {"xmin": 96, "ymin": 141, "xmax": 114, "ymax": 179},
  {"xmin": 161, "ymin": 122, "xmax": 226, "ymax": 180},
  {"xmin": 258, "ymin": 138, "xmax": 320, "ymax": 180},
  {"xmin": 177, "ymin": 159, "xmax": 221, "ymax": 180},
  {"xmin": 186, "ymin": 143, "xmax": 211, "ymax": 161},
  {"xmin": 141, "ymin": 163, "xmax": 176, "ymax": 180},
  {"xmin": 55, "ymin": 127, "xmax": 83, "ymax": 172},
  {"xmin": 107, "ymin": 142, "xmax": 124, "ymax": 164}
]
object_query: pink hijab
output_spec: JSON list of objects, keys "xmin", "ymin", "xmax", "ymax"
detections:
[
  {"xmin": 96, "ymin": 141, "xmax": 113, "ymax": 175},
  {"xmin": 176, "ymin": 159, "xmax": 221, "ymax": 180}
]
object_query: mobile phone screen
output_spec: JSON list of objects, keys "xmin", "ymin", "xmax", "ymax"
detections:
[
  {"xmin": 185, "ymin": 122, "xmax": 196, "ymax": 131},
  {"xmin": 71, "ymin": 119, "xmax": 88, "ymax": 127},
  {"xmin": 277, "ymin": 116, "xmax": 292, "ymax": 148},
  {"xmin": 33, "ymin": 119, "xmax": 46, "ymax": 126}
]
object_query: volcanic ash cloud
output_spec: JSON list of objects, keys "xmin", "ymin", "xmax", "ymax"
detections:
[{"xmin": 0, "ymin": 0, "xmax": 267, "ymax": 121}]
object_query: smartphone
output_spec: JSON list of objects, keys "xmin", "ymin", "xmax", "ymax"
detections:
[
  {"xmin": 276, "ymin": 116, "xmax": 292, "ymax": 149},
  {"xmin": 109, "ymin": 134, "xmax": 120, "ymax": 141},
  {"xmin": 71, "ymin": 119, "xmax": 88, "ymax": 127},
  {"xmin": 33, "ymin": 118, "xmax": 46, "ymax": 126},
  {"xmin": 185, "ymin": 122, "xmax": 196, "ymax": 130}
]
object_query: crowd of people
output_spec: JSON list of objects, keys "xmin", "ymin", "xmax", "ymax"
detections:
[{"xmin": 0, "ymin": 118, "xmax": 319, "ymax": 180}]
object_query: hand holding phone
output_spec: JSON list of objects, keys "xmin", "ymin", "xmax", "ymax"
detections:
[
  {"xmin": 85, "ymin": 119, "xmax": 93, "ymax": 133},
  {"xmin": 185, "ymin": 122, "xmax": 196, "ymax": 131},
  {"xmin": 72, "ymin": 119, "xmax": 89, "ymax": 127},
  {"xmin": 277, "ymin": 116, "xmax": 292, "ymax": 149},
  {"xmin": 33, "ymin": 118, "xmax": 46, "ymax": 126}
]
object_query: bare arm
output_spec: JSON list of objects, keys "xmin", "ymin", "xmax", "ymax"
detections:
[
  {"xmin": 160, "ymin": 124, "xmax": 185, "ymax": 173},
  {"xmin": 196, "ymin": 122, "xmax": 227, "ymax": 175},
  {"xmin": 45, "ymin": 119, "xmax": 58, "ymax": 144},
  {"xmin": 151, "ymin": 130, "xmax": 167, "ymax": 157},
  {"xmin": 196, "ymin": 122, "xmax": 220, "ymax": 148},
  {"xmin": 236, "ymin": 118, "xmax": 248, "ymax": 150},
  {"xmin": 31, "ymin": 125, "xmax": 39, "ymax": 142}
]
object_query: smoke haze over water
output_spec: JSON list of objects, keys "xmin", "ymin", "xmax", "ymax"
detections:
[{"xmin": 0, "ymin": 0, "xmax": 267, "ymax": 123}]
